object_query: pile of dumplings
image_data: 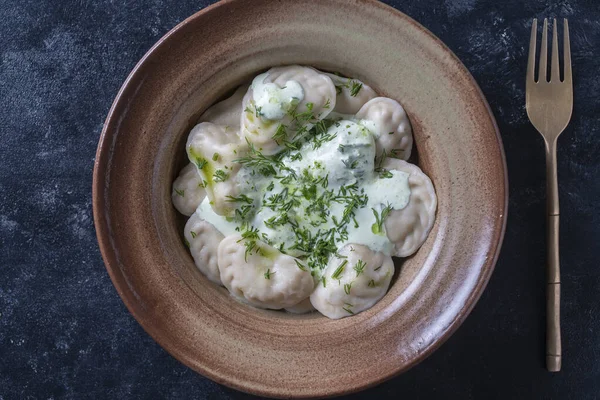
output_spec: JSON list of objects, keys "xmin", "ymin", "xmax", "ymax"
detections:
[{"xmin": 172, "ymin": 66, "xmax": 436, "ymax": 319}]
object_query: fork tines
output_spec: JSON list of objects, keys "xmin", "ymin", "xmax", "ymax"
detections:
[{"xmin": 527, "ymin": 18, "xmax": 571, "ymax": 84}]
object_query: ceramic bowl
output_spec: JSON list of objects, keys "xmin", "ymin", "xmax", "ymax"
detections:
[{"xmin": 93, "ymin": 0, "xmax": 507, "ymax": 397}]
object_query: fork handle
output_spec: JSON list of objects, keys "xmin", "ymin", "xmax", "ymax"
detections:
[{"xmin": 546, "ymin": 141, "xmax": 561, "ymax": 372}]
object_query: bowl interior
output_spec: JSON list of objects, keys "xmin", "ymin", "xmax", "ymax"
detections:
[{"xmin": 93, "ymin": 0, "xmax": 507, "ymax": 397}]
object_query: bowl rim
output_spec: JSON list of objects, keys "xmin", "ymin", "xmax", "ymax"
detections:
[{"xmin": 93, "ymin": 0, "xmax": 508, "ymax": 397}]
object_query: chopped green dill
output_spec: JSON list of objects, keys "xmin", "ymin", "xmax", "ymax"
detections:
[
  {"xmin": 264, "ymin": 214, "xmax": 289, "ymax": 229},
  {"xmin": 234, "ymin": 205, "xmax": 254, "ymax": 220},
  {"xmin": 264, "ymin": 187, "xmax": 289, "ymax": 210},
  {"xmin": 244, "ymin": 240, "xmax": 258, "ymax": 261},
  {"xmin": 344, "ymin": 282, "xmax": 352, "ymax": 295},
  {"xmin": 234, "ymin": 138, "xmax": 282, "ymax": 176},
  {"xmin": 190, "ymin": 231, "xmax": 197, "ymax": 239},
  {"xmin": 292, "ymin": 103, "xmax": 315, "ymax": 123},
  {"xmin": 266, "ymin": 181, "xmax": 275, "ymax": 191},
  {"xmin": 295, "ymin": 259, "xmax": 307, "ymax": 271},
  {"xmin": 353, "ymin": 260, "xmax": 366, "ymax": 277},
  {"xmin": 331, "ymin": 259, "xmax": 348, "ymax": 280},
  {"xmin": 371, "ymin": 204, "xmax": 393, "ymax": 235},
  {"xmin": 301, "ymin": 184, "xmax": 317, "ymax": 200},
  {"xmin": 342, "ymin": 305, "xmax": 354, "ymax": 314},
  {"xmin": 374, "ymin": 149, "xmax": 387, "ymax": 172},
  {"xmin": 240, "ymin": 225, "xmax": 260, "ymax": 241},
  {"xmin": 213, "ymin": 169, "xmax": 229, "ymax": 182},
  {"xmin": 368, "ymin": 279, "xmax": 376, "ymax": 287},
  {"xmin": 380, "ymin": 169, "xmax": 394, "ymax": 179},
  {"xmin": 342, "ymin": 159, "xmax": 360, "ymax": 169},
  {"xmin": 264, "ymin": 269, "xmax": 274, "ymax": 279},
  {"xmin": 335, "ymin": 85, "xmax": 343, "ymax": 95},
  {"xmin": 212, "ymin": 153, "xmax": 220, "ymax": 161},
  {"xmin": 290, "ymin": 152, "xmax": 302, "ymax": 161},
  {"xmin": 184, "ymin": 238, "xmax": 190, "ymax": 248},
  {"xmin": 349, "ymin": 81, "xmax": 363, "ymax": 97},
  {"xmin": 174, "ymin": 188, "xmax": 185, "ymax": 197},
  {"xmin": 313, "ymin": 133, "xmax": 337, "ymax": 150},
  {"xmin": 323, "ymin": 99, "xmax": 331, "ymax": 109},
  {"xmin": 390, "ymin": 148, "xmax": 405, "ymax": 158},
  {"xmin": 283, "ymin": 139, "xmax": 302, "ymax": 151},
  {"xmin": 272, "ymin": 124, "xmax": 287, "ymax": 144},
  {"xmin": 388, "ymin": 131, "xmax": 395, "ymax": 135},
  {"xmin": 195, "ymin": 158, "xmax": 208, "ymax": 170},
  {"xmin": 292, "ymin": 124, "xmax": 308, "ymax": 140},
  {"xmin": 226, "ymin": 194, "xmax": 253, "ymax": 204},
  {"xmin": 322, "ymin": 276, "xmax": 327, "ymax": 287}
]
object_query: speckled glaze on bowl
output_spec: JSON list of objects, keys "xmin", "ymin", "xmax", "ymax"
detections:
[{"xmin": 92, "ymin": 0, "xmax": 507, "ymax": 398}]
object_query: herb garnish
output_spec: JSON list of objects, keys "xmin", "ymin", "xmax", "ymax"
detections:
[
  {"xmin": 371, "ymin": 204, "xmax": 393, "ymax": 235},
  {"xmin": 264, "ymin": 269, "xmax": 274, "ymax": 279},
  {"xmin": 349, "ymin": 81, "xmax": 363, "ymax": 97},
  {"xmin": 353, "ymin": 260, "xmax": 366, "ymax": 277},
  {"xmin": 344, "ymin": 282, "xmax": 352, "ymax": 295},
  {"xmin": 213, "ymin": 169, "xmax": 229, "ymax": 182},
  {"xmin": 234, "ymin": 139, "xmax": 281, "ymax": 177},
  {"xmin": 331, "ymin": 259, "xmax": 348, "ymax": 280},
  {"xmin": 195, "ymin": 158, "xmax": 208, "ymax": 170},
  {"xmin": 226, "ymin": 194, "xmax": 253, "ymax": 204},
  {"xmin": 379, "ymin": 169, "xmax": 393, "ymax": 179},
  {"xmin": 272, "ymin": 124, "xmax": 287, "ymax": 144}
]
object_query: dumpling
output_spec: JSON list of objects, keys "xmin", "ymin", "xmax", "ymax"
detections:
[
  {"xmin": 184, "ymin": 213, "xmax": 224, "ymax": 285},
  {"xmin": 217, "ymin": 235, "xmax": 314, "ymax": 309},
  {"xmin": 310, "ymin": 244, "xmax": 394, "ymax": 319},
  {"xmin": 356, "ymin": 97, "xmax": 413, "ymax": 160},
  {"xmin": 199, "ymin": 84, "xmax": 248, "ymax": 130},
  {"xmin": 324, "ymin": 73, "xmax": 377, "ymax": 115},
  {"xmin": 171, "ymin": 163, "xmax": 207, "ymax": 216},
  {"xmin": 382, "ymin": 158, "xmax": 437, "ymax": 257},
  {"xmin": 240, "ymin": 65, "xmax": 336, "ymax": 155},
  {"xmin": 186, "ymin": 122, "xmax": 248, "ymax": 216},
  {"xmin": 284, "ymin": 297, "xmax": 315, "ymax": 314},
  {"xmin": 264, "ymin": 66, "xmax": 337, "ymax": 121}
]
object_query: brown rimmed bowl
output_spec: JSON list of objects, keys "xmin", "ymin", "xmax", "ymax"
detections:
[{"xmin": 92, "ymin": 0, "xmax": 508, "ymax": 398}]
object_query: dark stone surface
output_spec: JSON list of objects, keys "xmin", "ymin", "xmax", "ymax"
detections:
[{"xmin": 1, "ymin": 0, "xmax": 599, "ymax": 398}]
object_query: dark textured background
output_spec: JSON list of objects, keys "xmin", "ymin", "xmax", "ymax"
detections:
[{"xmin": 1, "ymin": 0, "xmax": 599, "ymax": 398}]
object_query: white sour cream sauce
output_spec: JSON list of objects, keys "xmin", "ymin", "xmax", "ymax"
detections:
[
  {"xmin": 197, "ymin": 126, "xmax": 409, "ymax": 257},
  {"xmin": 251, "ymin": 73, "xmax": 304, "ymax": 120}
]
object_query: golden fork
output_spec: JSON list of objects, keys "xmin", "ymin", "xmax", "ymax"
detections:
[{"xmin": 526, "ymin": 18, "xmax": 573, "ymax": 372}]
